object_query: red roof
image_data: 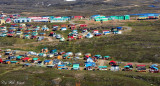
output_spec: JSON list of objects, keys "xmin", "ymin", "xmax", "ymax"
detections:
[
  {"xmin": 109, "ymin": 60, "xmax": 116, "ymax": 63},
  {"xmin": 80, "ymin": 24, "xmax": 87, "ymax": 27},
  {"xmin": 74, "ymin": 16, "xmax": 83, "ymax": 19},
  {"xmin": 94, "ymin": 30, "xmax": 98, "ymax": 31},
  {"xmin": 22, "ymin": 57, "xmax": 30, "ymax": 60}
]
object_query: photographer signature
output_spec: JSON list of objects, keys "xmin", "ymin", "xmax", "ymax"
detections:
[{"xmin": 1, "ymin": 80, "xmax": 25, "ymax": 85}]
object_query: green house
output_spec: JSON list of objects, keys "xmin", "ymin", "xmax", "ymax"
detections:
[
  {"xmin": 16, "ymin": 56, "xmax": 23, "ymax": 60},
  {"xmin": 72, "ymin": 63, "xmax": 80, "ymax": 70},
  {"xmin": 33, "ymin": 58, "xmax": 38, "ymax": 61}
]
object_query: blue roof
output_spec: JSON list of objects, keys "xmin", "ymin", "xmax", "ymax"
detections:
[
  {"xmin": 5, "ymin": 60, "xmax": 10, "ymax": 62},
  {"xmin": 58, "ymin": 65, "xmax": 65, "ymax": 67},
  {"xmin": 129, "ymin": 13, "xmax": 160, "ymax": 16},
  {"xmin": 85, "ymin": 63, "xmax": 92, "ymax": 67},
  {"xmin": 44, "ymin": 60, "xmax": 51, "ymax": 63}
]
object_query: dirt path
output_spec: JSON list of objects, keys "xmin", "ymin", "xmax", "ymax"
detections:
[{"xmin": 98, "ymin": 60, "xmax": 106, "ymax": 66}]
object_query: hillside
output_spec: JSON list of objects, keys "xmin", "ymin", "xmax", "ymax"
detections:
[{"xmin": 0, "ymin": 0, "xmax": 160, "ymax": 16}]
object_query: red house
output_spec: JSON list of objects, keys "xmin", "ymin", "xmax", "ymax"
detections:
[
  {"xmin": 22, "ymin": 57, "xmax": 31, "ymax": 62},
  {"xmin": 6, "ymin": 18, "xmax": 11, "ymax": 23},
  {"xmin": 74, "ymin": 16, "xmax": 83, "ymax": 19},
  {"xmin": 0, "ymin": 58, "xmax": 2, "ymax": 63},
  {"xmin": 93, "ymin": 30, "xmax": 99, "ymax": 34},
  {"xmin": 80, "ymin": 24, "xmax": 87, "ymax": 28},
  {"xmin": 109, "ymin": 60, "xmax": 117, "ymax": 66}
]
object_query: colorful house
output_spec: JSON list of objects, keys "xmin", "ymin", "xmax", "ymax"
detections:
[
  {"xmin": 93, "ymin": 30, "xmax": 99, "ymax": 34},
  {"xmin": 72, "ymin": 63, "xmax": 80, "ymax": 70},
  {"xmin": 0, "ymin": 26, "xmax": 7, "ymax": 31},
  {"xmin": 60, "ymin": 27, "xmax": 67, "ymax": 31},
  {"xmin": 32, "ymin": 58, "xmax": 40, "ymax": 63},
  {"xmin": 136, "ymin": 65, "xmax": 146, "ymax": 72},
  {"xmin": 41, "ymin": 25, "xmax": 49, "ymax": 31},
  {"xmin": 50, "ymin": 16, "xmax": 70, "ymax": 23},
  {"xmin": 74, "ymin": 16, "xmax": 83, "ymax": 19},
  {"xmin": 44, "ymin": 60, "xmax": 52, "ymax": 65},
  {"xmin": 98, "ymin": 66, "xmax": 107, "ymax": 70},
  {"xmin": 94, "ymin": 16, "xmax": 108, "ymax": 22},
  {"xmin": 110, "ymin": 65, "xmax": 119, "ymax": 71},
  {"xmin": 16, "ymin": 56, "xmax": 23, "ymax": 60},
  {"xmin": 109, "ymin": 15, "xmax": 130, "ymax": 20},
  {"xmin": 13, "ymin": 18, "xmax": 31, "ymax": 23},
  {"xmin": 149, "ymin": 64, "xmax": 159, "ymax": 73},
  {"xmin": 80, "ymin": 24, "xmax": 87, "ymax": 28},
  {"xmin": 103, "ymin": 30, "xmax": 110, "ymax": 35},
  {"xmin": 22, "ymin": 57, "xmax": 32, "ymax": 62},
  {"xmin": 5, "ymin": 18, "xmax": 12, "ymax": 23}
]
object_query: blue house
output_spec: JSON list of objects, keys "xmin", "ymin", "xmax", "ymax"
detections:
[{"xmin": 14, "ymin": 18, "xmax": 31, "ymax": 23}]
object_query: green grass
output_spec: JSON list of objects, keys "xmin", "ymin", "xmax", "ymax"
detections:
[
  {"xmin": 21, "ymin": 20, "xmax": 160, "ymax": 63},
  {"xmin": 0, "ymin": 37, "xmax": 35, "ymax": 47},
  {"xmin": 0, "ymin": 66, "xmax": 159, "ymax": 86}
]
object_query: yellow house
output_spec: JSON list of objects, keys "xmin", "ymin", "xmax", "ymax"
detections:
[{"xmin": 0, "ymin": 19, "xmax": 6, "ymax": 25}]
